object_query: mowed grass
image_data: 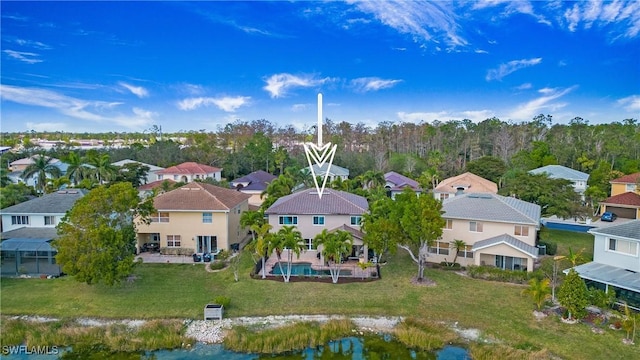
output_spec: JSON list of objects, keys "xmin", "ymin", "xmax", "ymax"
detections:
[
  {"xmin": 540, "ymin": 227, "xmax": 595, "ymax": 261},
  {"xmin": 2, "ymin": 229, "xmax": 638, "ymax": 359}
]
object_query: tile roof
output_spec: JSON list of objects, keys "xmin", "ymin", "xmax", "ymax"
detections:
[
  {"xmin": 589, "ymin": 220, "xmax": 640, "ymax": 241},
  {"xmin": 330, "ymin": 224, "xmax": 365, "ymax": 240},
  {"xmin": 10, "ymin": 156, "xmax": 61, "ymax": 166},
  {"xmin": 138, "ymin": 179, "xmax": 176, "ymax": 191},
  {"xmin": 230, "ymin": 170, "xmax": 277, "ymax": 191},
  {"xmin": 1, "ymin": 189, "xmax": 87, "ymax": 214},
  {"xmin": 112, "ymin": 159, "xmax": 164, "ymax": 172},
  {"xmin": 442, "ymin": 193, "xmax": 541, "ymax": 225},
  {"xmin": 472, "ymin": 234, "xmax": 539, "ymax": 258},
  {"xmin": 310, "ymin": 163, "xmax": 350, "ymax": 176},
  {"xmin": 153, "ymin": 182, "xmax": 250, "ymax": 211},
  {"xmin": 571, "ymin": 262, "xmax": 640, "ymax": 293},
  {"xmin": 265, "ymin": 189, "xmax": 368, "ymax": 215},
  {"xmin": 384, "ymin": 171, "xmax": 421, "ymax": 190},
  {"xmin": 529, "ymin": 165, "xmax": 589, "ymax": 181},
  {"xmin": 601, "ymin": 192, "xmax": 640, "ymax": 207},
  {"xmin": 434, "ymin": 172, "xmax": 497, "ymax": 194},
  {"xmin": 156, "ymin": 162, "xmax": 222, "ymax": 175},
  {"xmin": 610, "ymin": 172, "xmax": 640, "ymax": 184}
]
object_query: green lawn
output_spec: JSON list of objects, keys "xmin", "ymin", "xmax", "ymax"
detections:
[
  {"xmin": 2, "ymin": 229, "xmax": 638, "ymax": 359},
  {"xmin": 539, "ymin": 227, "xmax": 595, "ymax": 261}
]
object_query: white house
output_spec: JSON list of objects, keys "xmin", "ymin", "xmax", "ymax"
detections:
[{"xmin": 529, "ymin": 165, "xmax": 589, "ymax": 197}]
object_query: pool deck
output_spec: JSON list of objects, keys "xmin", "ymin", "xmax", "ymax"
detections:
[{"xmin": 264, "ymin": 249, "xmax": 376, "ymax": 278}]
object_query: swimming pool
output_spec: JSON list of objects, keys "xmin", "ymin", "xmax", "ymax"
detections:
[{"xmin": 270, "ymin": 262, "xmax": 352, "ymax": 276}]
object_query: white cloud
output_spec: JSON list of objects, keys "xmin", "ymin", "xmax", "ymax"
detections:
[
  {"xmin": 119, "ymin": 82, "xmax": 149, "ymax": 98},
  {"xmin": 562, "ymin": 0, "xmax": 640, "ymax": 39},
  {"xmin": 291, "ymin": 104, "xmax": 307, "ymax": 112},
  {"xmin": 15, "ymin": 38, "xmax": 51, "ymax": 49},
  {"xmin": 397, "ymin": 109, "xmax": 495, "ymax": 123},
  {"xmin": 350, "ymin": 0, "xmax": 467, "ymax": 50},
  {"xmin": 508, "ymin": 86, "xmax": 577, "ymax": 121},
  {"xmin": 178, "ymin": 96, "xmax": 250, "ymax": 112},
  {"xmin": 3, "ymin": 49, "xmax": 43, "ymax": 64},
  {"xmin": 351, "ymin": 77, "xmax": 402, "ymax": 92},
  {"xmin": 0, "ymin": 84, "xmax": 153, "ymax": 129},
  {"xmin": 25, "ymin": 122, "xmax": 70, "ymax": 132},
  {"xmin": 617, "ymin": 95, "xmax": 640, "ymax": 112},
  {"xmin": 516, "ymin": 83, "xmax": 533, "ymax": 90},
  {"xmin": 486, "ymin": 57, "xmax": 542, "ymax": 81},
  {"xmin": 263, "ymin": 73, "xmax": 332, "ymax": 98}
]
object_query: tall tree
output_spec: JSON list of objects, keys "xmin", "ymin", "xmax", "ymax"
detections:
[
  {"xmin": 269, "ymin": 226, "xmax": 305, "ymax": 283},
  {"xmin": 393, "ymin": 188, "xmax": 445, "ymax": 282},
  {"xmin": 315, "ymin": 229, "xmax": 353, "ymax": 284},
  {"xmin": 557, "ymin": 269, "xmax": 589, "ymax": 320},
  {"xmin": 55, "ymin": 183, "xmax": 154, "ymax": 285},
  {"xmin": 64, "ymin": 152, "xmax": 88, "ymax": 185},
  {"xmin": 86, "ymin": 152, "xmax": 117, "ymax": 184},
  {"xmin": 465, "ymin": 156, "xmax": 507, "ymax": 184},
  {"xmin": 21, "ymin": 154, "xmax": 62, "ymax": 195},
  {"xmin": 362, "ymin": 196, "xmax": 399, "ymax": 263}
]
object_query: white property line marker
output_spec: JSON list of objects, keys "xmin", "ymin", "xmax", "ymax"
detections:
[{"xmin": 304, "ymin": 93, "xmax": 337, "ymax": 199}]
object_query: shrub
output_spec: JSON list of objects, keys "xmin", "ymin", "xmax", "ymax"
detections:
[
  {"xmin": 466, "ymin": 265, "xmax": 533, "ymax": 284},
  {"xmin": 213, "ymin": 296, "xmax": 231, "ymax": 308},
  {"xmin": 209, "ymin": 261, "xmax": 227, "ymax": 271},
  {"xmin": 216, "ymin": 250, "xmax": 230, "ymax": 261},
  {"xmin": 537, "ymin": 241, "xmax": 557, "ymax": 256},
  {"xmin": 159, "ymin": 247, "xmax": 193, "ymax": 256}
]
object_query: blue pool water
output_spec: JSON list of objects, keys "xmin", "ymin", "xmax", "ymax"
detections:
[{"xmin": 270, "ymin": 262, "xmax": 352, "ymax": 276}]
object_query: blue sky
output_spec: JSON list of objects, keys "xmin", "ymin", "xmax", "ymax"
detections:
[{"xmin": 1, "ymin": 1, "xmax": 639, "ymax": 133}]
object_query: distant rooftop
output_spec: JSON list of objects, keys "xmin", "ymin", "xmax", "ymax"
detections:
[{"xmin": 529, "ymin": 165, "xmax": 589, "ymax": 181}]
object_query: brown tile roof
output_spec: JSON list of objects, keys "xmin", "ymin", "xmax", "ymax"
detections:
[
  {"xmin": 138, "ymin": 179, "xmax": 176, "ymax": 191},
  {"xmin": 156, "ymin": 162, "xmax": 222, "ymax": 175},
  {"xmin": 153, "ymin": 182, "xmax": 250, "ymax": 211},
  {"xmin": 434, "ymin": 172, "xmax": 498, "ymax": 194},
  {"xmin": 610, "ymin": 172, "xmax": 640, "ymax": 184},
  {"xmin": 601, "ymin": 191, "xmax": 640, "ymax": 207}
]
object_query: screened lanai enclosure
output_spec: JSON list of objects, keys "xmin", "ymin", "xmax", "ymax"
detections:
[{"xmin": 0, "ymin": 238, "xmax": 61, "ymax": 277}]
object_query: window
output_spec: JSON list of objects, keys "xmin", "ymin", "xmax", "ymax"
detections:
[
  {"xmin": 428, "ymin": 241, "xmax": 450, "ymax": 255},
  {"xmin": 469, "ymin": 221, "xmax": 483, "ymax": 232},
  {"xmin": 627, "ymin": 184, "xmax": 638, "ymax": 192},
  {"xmin": 439, "ymin": 193, "xmax": 449, "ymax": 201},
  {"xmin": 608, "ymin": 238, "xmax": 638, "ymax": 256},
  {"xmin": 495, "ymin": 255, "xmax": 526, "ymax": 271},
  {"xmin": 304, "ymin": 238, "xmax": 315, "ymax": 250},
  {"xmin": 461, "ymin": 245, "xmax": 474, "ymax": 259},
  {"xmin": 444, "ymin": 219, "xmax": 453, "ymax": 230},
  {"xmin": 279, "ymin": 216, "xmax": 298, "ymax": 225},
  {"xmin": 313, "ymin": 216, "xmax": 325, "ymax": 226},
  {"xmin": 350, "ymin": 216, "xmax": 362, "ymax": 226},
  {"xmin": 151, "ymin": 212, "xmax": 169, "ymax": 223},
  {"xmin": 514, "ymin": 225, "xmax": 529, "ymax": 236},
  {"xmin": 167, "ymin": 235, "xmax": 181, "ymax": 247},
  {"xmin": 173, "ymin": 175, "xmax": 179, "ymax": 180},
  {"xmin": 158, "ymin": 175, "xmax": 164, "ymax": 180},
  {"xmin": 202, "ymin": 212, "xmax": 212, "ymax": 224},
  {"xmin": 44, "ymin": 216, "xmax": 56, "ymax": 226},
  {"xmin": 11, "ymin": 216, "xmax": 29, "ymax": 225}
]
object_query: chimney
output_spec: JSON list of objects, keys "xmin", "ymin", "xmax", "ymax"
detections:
[{"xmin": 455, "ymin": 187, "xmax": 465, "ymax": 196}]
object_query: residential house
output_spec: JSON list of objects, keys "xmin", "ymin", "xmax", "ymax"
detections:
[
  {"xmin": 137, "ymin": 179, "xmax": 176, "ymax": 197},
  {"xmin": 264, "ymin": 189, "xmax": 369, "ymax": 261},
  {"xmin": 156, "ymin": 162, "xmax": 222, "ymax": 183},
  {"xmin": 230, "ymin": 170, "xmax": 277, "ymax": 206},
  {"xmin": 599, "ymin": 172, "xmax": 640, "ymax": 220},
  {"xmin": 529, "ymin": 165, "xmax": 589, "ymax": 198},
  {"xmin": 432, "ymin": 193, "xmax": 541, "ymax": 272},
  {"xmin": 8, "ymin": 156, "xmax": 69, "ymax": 188},
  {"xmin": 0, "ymin": 189, "xmax": 87, "ymax": 276},
  {"xmin": 112, "ymin": 159, "xmax": 165, "ymax": 184},
  {"xmin": 135, "ymin": 182, "xmax": 250, "ymax": 254},
  {"xmin": 384, "ymin": 171, "xmax": 421, "ymax": 198},
  {"xmin": 571, "ymin": 220, "xmax": 640, "ymax": 310},
  {"xmin": 432, "ymin": 172, "xmax": 498, "ymax": 201},
  {"xmin": 1, "ymin": 189, "xmax": 87, "ymax": 232},
  {"xmin": 309, "ymin": 163, "xmax": 349, "ymax": 183}
]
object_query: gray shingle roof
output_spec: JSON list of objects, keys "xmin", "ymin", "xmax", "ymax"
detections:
[
  {"xmin": 472, "ymin": 234, "xmax": 539, "ymax": 258},
  {"xmin": 442, "ymin": 193, "xmax": 540, "ymax": 225},
  {"xmin": 310, "ymin": 163, "xmax": 350, "ymax": 176},
  {"xmin": 265, "ymin": 189, "xmax": 368, "ymax": 215},
  {"xmin": 589, "ymin": 220, "xmax": 640, "ymax": 241},
  {"xmin": 529, "ymin": 165, "xmax": 589, "ymax": 181},
  {"xmin": 230, "ymin": 170, "xmax": 277, "ymax": 191},
  {"xmin": 1, "ymin": 190, "xmax": 87, "ymax": 214},
  {"xmin": 1, "ymin": 227, "xmax": 58, "ymax": 240}
]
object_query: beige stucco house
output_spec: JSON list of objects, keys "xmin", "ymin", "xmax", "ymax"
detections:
[
  {"xmin": 156, "ymin": 162, "xmax": 223, "ymax": 183},
  {"xmin": 432, "ymin": 172, "xmax": 498, "ymax": 201},
  {"xmin": 136, "ymin": 182, "xmax": 251, "ymax": 254},
  {"xmin": 431, "ymin": 193, "xmax": 541, "ymax": 272},
  {"xmin": 264, "ymin": 189, "xmax": 369, "ymax": 262},
  {"xmin": 600, "ymin": 172, "xmax": 640, "ymax": 220}
]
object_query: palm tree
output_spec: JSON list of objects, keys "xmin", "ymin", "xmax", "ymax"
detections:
[
  {"xmin": 251, "ymin": 223, "xmax": 272, "ymax": 279},
  {"xmin": 21, "ymin": 154, "xmax": 62, "ymax": 195},
  {"xmin": 0, "ymin": 167, "xmax": 11, "ymax": 187},
  {"xmin": 86, "ymin": 153, "xmax": 117, "ymax": 184},
  {"xmin": 271, "ymin": 226, "xmax": 305, "ymax": 283},
  {"xmin": 260, "ymin": 174, "xmax": 294, "ymax": 210},
  {"xmin": 315, "ymin": 229, "xmax": 353, "ymax": 283},
  {"xmin": 522, "ymin": 277, "xmax": 552, "ymax": 310},
  {"xmin": 240, "ymin": 209, "xmax": 265, "ymax": 243},
  {"xmin": 449, "ymin": 239, "xmax": 467, "ymax": 266},
  {"xmin": 361, "ymin": 170, "xmax": 385, "ymax": 190},
  {"xmin": 64, "ymin": 152, "xmax": 88, "ymax": 185},
  {"xmin": 565, "ymin": 247, "xmax": 585, "ymax": 267}
]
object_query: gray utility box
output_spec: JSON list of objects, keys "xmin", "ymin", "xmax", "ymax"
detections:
[{"xmin": 204, "ymin": 304, "xmax": 224, "ymax": 320}]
